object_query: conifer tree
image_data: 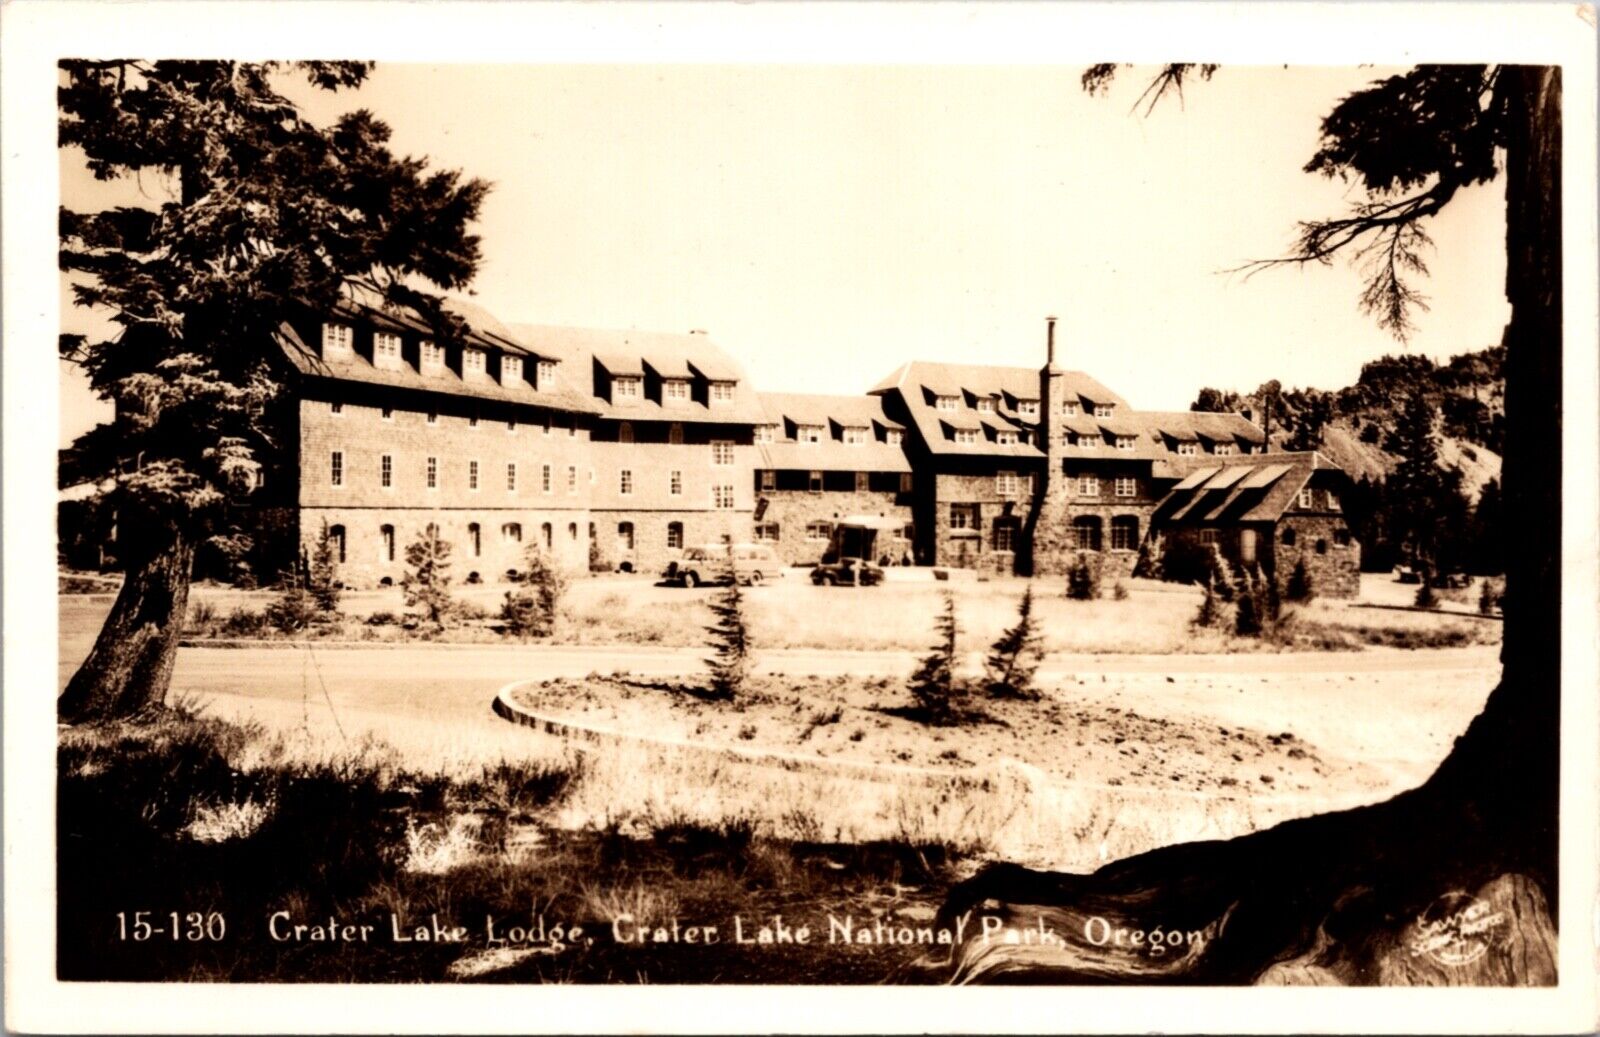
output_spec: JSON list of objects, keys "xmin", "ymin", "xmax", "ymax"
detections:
[
  {"xmin": 306, "ymin": 520, "xmax": 340, "ymax": 615},
  {"xmin": 401, "ymin": 527, "xmax": 454, "ymax": 630},
  {"xmin": 1285, "ymin": 558, "xmax": 1313, "ymax": 602},
  {"xmin": 1193, "ymin": 572, "xmax": 1223, "ymax": 629},
  {"xmin": 909, "ymin": 593, "xmax": 962, "ymax": 723},
  {"xmin": 985, "ymin": 583, "xmax": 1043, "ymax": 699},
  {"xmin": 703, "ymin": 562, "xmax": 749, "ymax": 701}
]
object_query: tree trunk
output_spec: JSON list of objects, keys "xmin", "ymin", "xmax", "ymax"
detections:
[
  {"xmin": 58, "ymin": 505, "xmax": 196, "ymax": 724},
  {"xmin": 925, "ymin": 66, "xmax": 1561, "ymax": 986}
]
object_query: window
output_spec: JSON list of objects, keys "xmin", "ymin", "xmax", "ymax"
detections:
[
  {"xmin": 506, "ymin": 463, "xmax": 517, "ymax": 492},
  {"xmin": 463, "ymin": 348, "xmax": 487, "ymax": 374},
  {"xmin": 993, "ymin": 521, "xmax": 1017, "ymax": 552},
  {"xmin": 469, "ymin": 459, "xmax": 479, "ymax": 491},
  {"xmin": 806, "ymin": 521, "xmax": 832, "ymax": 540},
  {"xmin": 886, "ymin": 429, "xmax": 904, "ymax": 446},
  {"xmin": 671, "ymin": 470, "xmax": 684, "ymax": 496},
  {"xmin": 902, "ymin": 524, "xmax": 916, "ymax": 542},
  {"xmin": 1326, "ymin": 490, "xmax": 1341, "ymax": 511},
  {"xmin": 330, "ymin": 400, "xmax": 343, "ymax": 416},
  {"xmin": 667, "ymin": 522, "xmax": 685, "ymax": 549},
  {"xmin": 618, "ymin": 422, "xmax": 634, "ymax": 444},
  {"xmin": 1116, "ymin": 435, "xmax": 1136, "ymax": 452},
  {"xmin": 712, "ymin": 484, "xmax": 736, "ymax": 510},
  {"xmin": 541, "ymin": 523, "xmax": 553, "ymax": 549},
  {"xmin": 321, "ymin": 322, "xmax": 354, "ymax": 355},
  {"xmin": 899, "ymin": 473, "xmax": 913, "ymax": 494},
  {"xmin": 711, "ymin": 440, "xmax": 734, "ymax": 466},
  {"xmin": 1016, "ymin": 399, "xmax": 1039, "ymax": 419},
  {"xmin": 663, "ymin": 380, "xmax": 689, "ymax": 403},
  {"xmin": 420, "ymin": 340, "xmax": 445, "ymax": 369},
  {"xmin": 1315, "ymin": 538, "xmax": 1329, "ymax": 555},
  {"xmin": 330, "ymin": 451, "xmax": 344, "ymax": 487},
  {"xmin": 950, "ymin": 504, "xmax": 980, "ymax": 530},
  {"xmin": 1298, "ymin": 488, "xmax": 1316, "ymax": 509},
  {"xmin": 1115, "ymin": 476, "xmax": 1136, "ymax": 498},
  {"xmin": 468, "ymin": 523, "xmax": 481, "ymax": 557},
  {"xmin": 1334, "ymin": 528, "xmax": 1352, "ymax": 547},
  {"xmin": 611, "ymin": 522, "xmax": 634, "ymax": 551},
  {"xmin": 1176, "ymin": 440, "xmax": 1198, "ymax": 456},
  {"xmin": 381, "ymin": 407, "xmax": 394, "ymax": 422},
  {"xmin": 995, "ymin": 430, "xmax": 1019, "ymax": 446},
  {"xmin": 373, "ymin": 331, "xmax": 402, "ymax": 367},
  {"xmin": 669, "ymin": 423, "xmax": 684, "ymax": 445},
  {"xmin": 935, "ymin": 395, "xmax": 959, "ymax": 413},
  {"xmin": 1063, "ymin": 401, "xmax": 1080, "ymax": 417},
  {"xmin": 1213, "ymin": 442, "xmax": 1235, "ymax": 456},
  {"xmin": 798, "ymin": 425, "xmax": 823, "ymax": 444},
  {"xmin": 754, "ymin": 424, "xmax": 776, "ymax": 444},
  {"xmin": 1077, "ymin": 475, "xmax": 1099, "ymax": 497},
  {"xmin": 536, "ymin": 359, "xmax": 557, "ymax": 388},
  {"xmin": 843, "ymin": 426, "xmax": 867, "ymax": 445},
  {"xmin": 1022, "ymin": 473, "xmax": 1036, "ymax": 497},
  {"xmin": 542, "ymin": 464, "xmax": 552, "ymax": 494},
  {"xmin": 808, "ymin": 470, "xmax": 823, "ymax": 492},
  {"xmin": 568, "ymin": 523, "xmax": 577, "ymax": 542},
  {"xmin": 855, "ymin": 472, "xmax": 871, "ymax": 492},
  {"xmin": 502, "ymin": 356, "xmax": 523, "ymax": 383},
  {"xmin": 758, "ymin": 469, "xmax": 775, "ymax": 492},
  {"xmin": 619, "ymin": 469, "xmax": 633, "ymax": 495},
  {"xmin": 380, "ymin": 524, "xmax": 396, "ymax": 563},
  {"xmin": 1094, "ymin": 403, "xmax": 1114, "ymax": 418},
  {"xmin": 976, "ymin": 398, "xmax": 996, "ymax": 414},
  {"xmin": 327, "ymin": 525, "xmax": 346, "ymax": 563},
  {"xmin": 613, "ymin": 376, "xmax": 641, "ymax": 401},
  {"xmin": 1072, "ymin": 516, "xmax": 1103, "ymax": 552},
  {"xmin": 502, "ymin": 523, "xmax": 522, "ymax": 544},
  {"xmin": 426, "ymin": 456, "xmax": 438, "ymax": 490},
  {"xmin": 1111, "ymin": 516, "xmax": 1140, "ymax": 551},
  {"xmin": 1198, "ymin": 529, "xmax": 1219, "ymax": 546},
  {"xmin": 752, "ymin": 523, "xmax": 778, "ymax": 543},
  {"xmin": 709, "ymin": 381, "xmax": 735, "ymax": 404},
  {"xmin": 567, "ymin": 465, "xmax": 577, "ymax": 494},
  {"xmin": 426, "ymin": 411, "xmax": 438, "ymax": 426},
  {"xmin": 996, "ymin": 471, "xmax": 1019, "ymax": 497},
  {"xmin": 953, "ymin": 429, "xmax": 979, "ymax": 445}
]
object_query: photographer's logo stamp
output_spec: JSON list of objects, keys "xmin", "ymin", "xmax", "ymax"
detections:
[{"xmin": 1408, "ymin": 891, "xmax": 1507, "ymax": 967}]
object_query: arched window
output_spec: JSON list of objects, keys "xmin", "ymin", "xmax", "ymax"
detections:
[
  {"xmin": 1072, "ymin": 515, "xmax": 1103, "ymax": 552},
  {"xmin": 327, "ymin": 524, "xmax": 346, "ymax": 564},
  {"xmin": 380, "ymin": 524, "xmax": 395, "ymax": 562},
  {"xmin": 1110, "ymin": 516, "xmax": 1140, "ymax": 552},
  {"xmin": 588, "ymin": 522, "xmax": 596, "ymax": 540},
  {"xmin": 467, "ymin": 522, "xmax": 481, "ymax": 557},
  {"xmin": 618, "ymin": 522, "xmax": 635, "ymax": 551},
  {"xmin": 541, "ymin": 522, "xmax": 553, "ymax": 549},
  {"xmin": 424, "ymin": 522, "xmax": 440, "ymax": 540},
  {"xmin": 502, "ymin": 522, "xmax": 522, "ymax": 543},
  {"xmin": 618, "ymin": 421, "xmax": 634, "ymax": 444},
  {"xmin": 667, "ymin": 521, "xmax": 684, "ymax": 550},
  {"xmin": 568, "ymin": 522, "xmax": 578, "ymax": 541}
]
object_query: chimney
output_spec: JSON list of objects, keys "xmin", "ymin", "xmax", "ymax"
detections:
[{"xmin": 1045, "ymin": 316, "xmax": 1058, "ymax": 368}]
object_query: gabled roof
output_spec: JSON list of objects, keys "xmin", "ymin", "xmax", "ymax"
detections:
[
  {"xmin": 759, "ymin": 392, "xmax": 903, "ymax": 431},
  {"xmin": 1140, "ymin": 409, "xmax": 1266, "ymax": 445},
  {"xmin": 509, "ymin": 323, "xmax": 765, "ymax": 424},
  {"xmin": 1153, "ymin": 451, "xmax": 1345, "ymax": 524},
  {"xmin": 756, "ymin": 392, "xmax": 911, "ymax": 473}
]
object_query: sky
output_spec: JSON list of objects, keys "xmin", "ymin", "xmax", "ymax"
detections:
[{"xmin": 59, "ymin": 63, "xmax": 1510, "ymax": 447}]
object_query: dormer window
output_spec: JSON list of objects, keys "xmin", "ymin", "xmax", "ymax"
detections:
[
  {"xmin": 373, "ymin": 331, "xmax": 403, "ymax": 370},
  {"xmin": 1176, "ymin": 441, "xmax": 1198, "ymax": 456},
  {"xmin": 1214, "ymin": 442, "xmax": 1235, "ymax": 456},
  {"xmin": 501, "ymin": 355, "xmax": 524, "ymax": 385},
  {"xmin": 798, "ymin": 424, "xmax": 823, "ymax": 444},
  {"xmin": 420, "ymin": 340, "xmax": 445, "ymax": 371},
  {"xmin": 709, "ymin": 381, "xmax": 735, "ymax": 405},
  {"xmin": 995, "ymin": 430, "xmax": 1019, "ymax": 446},
  {"xmin": 321, "ymin": 322, "xmax": 353, "ymax": 357},
  {"xmin": 613, "ymin": 376, "xmax": 642, "ymax": 402},
  {"xmin": 935, "ymin": 395, "xmax": 959, "ymax": 413},
  {"xmin": 976, "ymin": 398, "xmax": 996, "ymax": 414},
  {"xmin": 885, "ymin": 429, "xmax": 904, "ymax": 446},
  {"xmin": 535, "ymin": 359, "xmax": 557, "ymax": 389},
  {"xmin": 1299, "ymin": 488, "xmax": 1316, "ymax": 509},
  {"xmin": 843, "ymin": 426, "xmax": 867, "ymax": 446},
  {"xmin": 1016, "ymin": 399, "xmax": 1040, "ymax": 419},
  {"xmin": 1116, "ymin": 435, "xmax": 1137, "ymax": 452},
  {"xmin": 1094, "ymin": 403, "xmax": 1115, "ymax": 418},
  {"xmin": 953, "ymin": 428, "xmax": 979, "ymax": 445},
  {"xmin": 463, "ymin": 348, "xmax": 488, "ymax": 379},
  {"xmin": 754, "ymin": 424, "xmax": 777, "ymax": 444},
  {"xmin": 663, "ymin": 379, "xmax": 690, "ymax": 404},
  {"xmin": 1063, "ymin": 401, "xmax": 1080, "ymax": 416}
]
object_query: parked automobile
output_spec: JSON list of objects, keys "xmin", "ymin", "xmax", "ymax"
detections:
[
  {"xmin": 662, "ymin": 543, "xmax": 785, "ymax": 587},
  {"xmin": 810, "ymin": 558, "xmax": 884, "ymax": 587}
]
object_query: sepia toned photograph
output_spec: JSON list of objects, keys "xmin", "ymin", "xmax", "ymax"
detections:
[{"xmin": 6, "ymin": 1, "xmax": 1598, "ymax": 1032}]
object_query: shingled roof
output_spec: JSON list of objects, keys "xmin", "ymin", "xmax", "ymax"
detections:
[
  {"xmin": 509, "ymin": 324, "xmax": 766, "ymax": 424},
  {"xmin": 1139, "ymin": 409, "xmax": 1267, "ymax": 447},
  {"xmin": 1152, "ymin": 451, "xmax": 1344, "ymax": 524},
  {"xmin": 756, "ymin": 392, "xmax": 911, "ymax": 473}
]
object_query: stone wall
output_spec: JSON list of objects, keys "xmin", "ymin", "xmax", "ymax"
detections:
[
  {"xmin": 928, "ymin": 472, "xmax": 1034, "ymax": 573},
  {"xmin": 754, "ymin": 489, "xmax": 913, "ymax": 565},
  {"xmin": 588, "ymin": 507, "xmax": 753, "ymax": 576},
  {"xmin": 1273, "ymin": 514, "xmax": 1361, "ymax": 599}
]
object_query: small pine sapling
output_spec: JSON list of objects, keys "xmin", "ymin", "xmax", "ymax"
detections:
[
  {"xmin": 307, "ymin": 520, "xmax": 340, "ymax": 615},
  {"xmin": 402, "ymin": 527, "xmax": 455, "ymax": 630},
  {"xmin": 909, "ymin": 593, "xmax": 962, "ymax": 723},
  {"xmin": 1285, "ymin": 558, "xmax": 1313, "ymax": 602},
  {"xmin": 1235, "ymin": 567, "xmax": 1262, "ymax": 636},
  {"xmin": 985, "ymin": 583, "xmax": 1043, "ymax": 699},
  {"xmin": 1194, "ymin": 573, "xmax": 1223, "ymax": 629},
  {"xmin": 703, "ymin": 559, "xmax": 749, "ymax": 700}
]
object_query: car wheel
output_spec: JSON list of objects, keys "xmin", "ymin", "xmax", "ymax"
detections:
[
  {"xmin": 749, "ymin": 571, "xmax": 764, "ymax": 586},
  {"xmin": 683, "ymin": 570, "xmax": 699, "ymax": 589}
]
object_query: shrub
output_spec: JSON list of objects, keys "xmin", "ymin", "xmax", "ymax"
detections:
[
  {"xmin": 265, "ymin": 584, "xmax": 322, "ymax": 633},
  {"xmin": 1193, "ymin": 574, "xmax": 1224, "ymax": 629},
  {"xmin": 1414, "ymin": 570, "xmax": 1437, "ymax": 608},
  {"xmin": 985, "ymin": 583, "xmax": 1042, "ymax": 700},
  {"xmin": 909, "ymin": 593, "xmax": 964, "ymax": 723},
  {"xmin": 1285, "ymin": 558, "xmax": 1314, "ymax": 602},
  {"xmin": 220, "ymin": 607, "xmax": 268, "ymax": 636},
  {"xmin": 703, "ymin": 561, "xmax": 749, "ymax": 700},
  {"xmin": 1065, "ymin": 552, "xmax": 1102, "ymax": 600},
  {"xmin": 1478, "ymin": 576, "xmax": 1504, "ymax": 615},
  {"xmin": 402, "ymin": 527, "xmax": 455, "ymax": 629},
  {"xmin": 1112, "ymin": 578, "xmax": 1130, "ymax": 601},
  {"xmin": 365, "ymin": 611, "xmax": 400, "ymax": 626},
  {"xmin": 501, "ymin": 547, "xmax": 568, "ymax": 638},
  {"xmin": 1234, "ymin": 578, "xmax": 1262, "ymax": 635},
  {"xmin": 1158, "ymin": 536, "xmax": 1212, "ymax": 586},
  {"xmin": 1208, "ymin": 545, "xmax": 1236, "ymax": 602},
  {"xmin": 186, "ymin": 599, "xmax": 219, "ymax": 634},
  {"xmin": 588, "ymin": 537, "xmax": 607, "ymax": 573}
]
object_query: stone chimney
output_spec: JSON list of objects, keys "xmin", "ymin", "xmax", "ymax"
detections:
[{"xmin": 1038, "ymin": 315, "xmax": 1064, "ymax": 480}]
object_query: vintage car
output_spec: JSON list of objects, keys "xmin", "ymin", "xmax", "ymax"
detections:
[
  {"xmin": 662, "ymin": 543, "xmax": 785, "ymax": 587},
  {"xmin": 809, "ymin": 558, "xmax": 885, "ymax": 587}
]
